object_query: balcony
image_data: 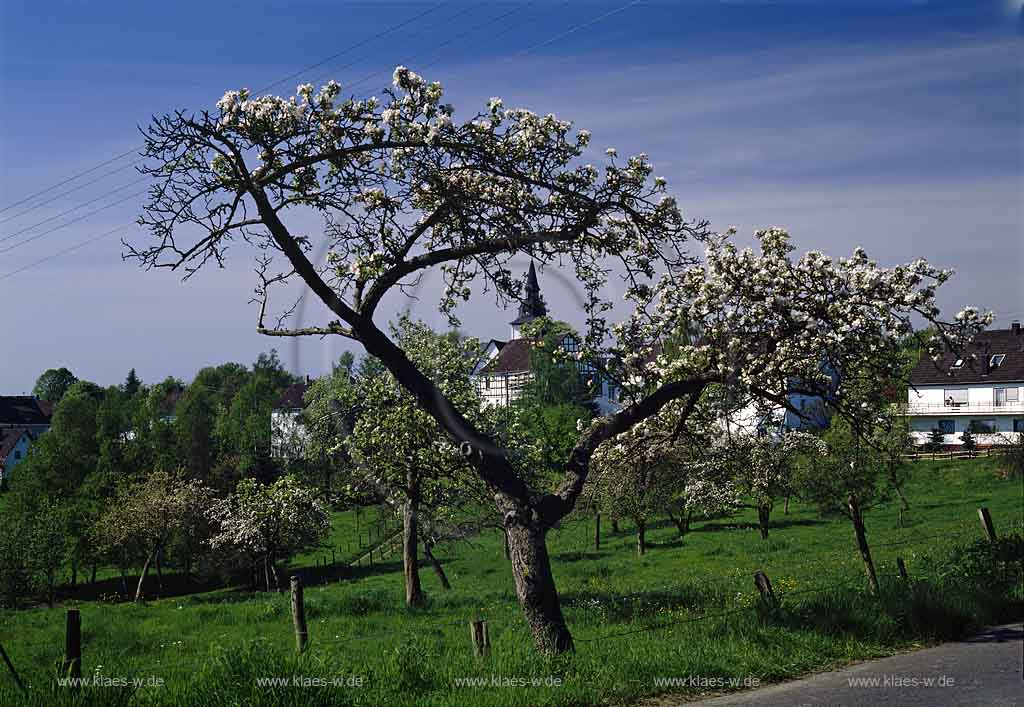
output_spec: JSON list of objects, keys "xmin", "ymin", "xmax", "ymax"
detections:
[{"xmin": 905, "ymin": 401, "xmax": 1024, "ymax": 416}]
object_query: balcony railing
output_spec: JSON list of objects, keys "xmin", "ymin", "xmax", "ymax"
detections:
[{"xmin": 905, "ymin": 401, "xmax": 1024, "ymax": 415}]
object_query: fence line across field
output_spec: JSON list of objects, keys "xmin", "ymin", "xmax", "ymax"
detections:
[{"xmin": 1, "ymin": 504, "xmax": 1012, "ymax": 698}]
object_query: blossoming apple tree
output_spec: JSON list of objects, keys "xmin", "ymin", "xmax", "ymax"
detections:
[{"xmin": 132, "ymin": 67, "xmax": 988, "ymax": 652}]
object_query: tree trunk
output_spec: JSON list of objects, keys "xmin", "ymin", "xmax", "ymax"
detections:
[
  {"xmin": 155, "ymin": 549, "xmax": 164, "ymax": 596},
  {"xmin": 422, "ymin": 538, "xmax": 451, "ymax": 590},
  {"xmin": 263, "ymin": 556, "xmax": 271, "ymax": 592},
  {"xmin": 269, "ymin": 557, "xmax": 282, "ymax": 593},
  {"xmin": 46, "ymin": 571, "xmax": 55, "ymax": 608},
  {"xmin": 594, "ymin": 512, "xmax": 601, "ymax": 551},
  {"xmin": 134, "ymin": 546, "xmax": 158, "ymax": 603},
  {"xmin": 505, "ymin": 518, "xmax": 573, "ymax": 653},
  {"xmin": 757, "ymin": 503, "xmax": 771, "ymax": 540},
  {"xmin": 891, "ymin": 472, "xmax": 910, "ymax": 511},
  {"xmin": 636, "ymin": 518, "xmax": 646, "ymax": 556},
  {"xmin": 611, "ymin": 518, "xmax": 620, "ymax": 534},
  {"xmin": 90, "ymin": 562, "xmax": 97, "ymax": 585},
  {"xmin": 784, "ymin": 493, "xmax": 790, "ymax": 515},
  {"xmin": 403, "ymin": 491, "xmax": 425, "ymax": 607},
  {"xmin": 503, "ymin": 528, "xmax": 511, "ymax": 560},
  {"xmin": 847, "ymin": 494, "xmax": 879, "ymax": 594}
]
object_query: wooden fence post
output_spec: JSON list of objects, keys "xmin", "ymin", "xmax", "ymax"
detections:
[
  {"xmin": 64, "ymin": 609, "xmax": 81, "ymax": 682},
  {"xmin": 469, "ymin": 619, "xmax": 490, "ymax": 657},
  {"xmin": 977, "ymin": 507, "xmax": 996, "ymax": 543},
  {"xmin": 291, "ymin": 576, "xmax": 308, "ymax": 654},
  {"xmin": 753, "ymin": 570, "xmax": 777, "ymax": 609},
  {"xmin": 0, "ymin": 643, "xmax": 26, "ymax": 694},
  {"xmin": 896, "ymin": 557, "xmax": 909, "ymax": 581}
]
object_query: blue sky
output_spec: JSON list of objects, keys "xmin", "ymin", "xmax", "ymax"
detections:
[{"xmin": 1, "ymin": 1, "xmax": 1020, "ymax": 392}]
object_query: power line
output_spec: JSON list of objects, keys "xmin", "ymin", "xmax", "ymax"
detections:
[
  {"xmin": 0, "ymin": 0, "xmax": 642, "ymax": 280},
  {"xmin": 0, "ymin": 189, "xmax": 147, "ymax": 255},
  {"xmin": 0, "ymin": 1, "xmax": 453, "ymax": 218},
  {"xmin": 0, "ymin": 3, "xmax": 488, "ymax": 257},
  {"xmin": 0, "ymin": 225, "xmax": 127, "ymax": 282}
]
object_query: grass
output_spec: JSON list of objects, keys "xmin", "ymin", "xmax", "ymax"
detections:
[{"xmin": 0, "ymin": 456, "xmax": 1021, "ymax": 706}]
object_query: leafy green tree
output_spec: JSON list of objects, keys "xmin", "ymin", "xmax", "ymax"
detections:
[
  {"xmin": 253, "ymin": 349, "xmax": 299, "ymax": 391},
  {"xmin": 32, "ymin": 367, "xmax": 78, "ymax": 402},
  {"xmin": 796, "ymin": 417, "xmax": 887, "ymax": 592},
  {"xmin": 215, "ymin": 376, "xmax": 279, "ymax": 482},
  {"xmin": 339, "ymin": 319, "xmax": 483, "ymax": 606}
]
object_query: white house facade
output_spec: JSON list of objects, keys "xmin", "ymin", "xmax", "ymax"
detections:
[
  {"xmin": 271, "ymin": 380, "xmax": 311, "ymax": 459},
  {"xmin": 906, "ymin": 323, "xmax": 1024, "ymax": 446},
  {"xmin": 471, "ymin": 263, "xmax": 619, "ymax": 414}
]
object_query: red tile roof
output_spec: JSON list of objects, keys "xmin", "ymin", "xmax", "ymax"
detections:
[
  {"xmin": 275, "ymin": 382, "xmax": 310, "ymax": 409},
  {"xmin": 0, "ymin": 428, "xmax": 30, "ymax": 461}
]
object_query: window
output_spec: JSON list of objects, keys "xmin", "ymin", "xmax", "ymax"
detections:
[
  {"xmin": 995, "ymin": 387, "xmax": 1018, "ymax": 406},
  {"xmin": 944, "ymin": 388, "xmax": 968, "ymax": 407},
  {"xmin": 1014, "ymin": 420, "xmax": 1024, "ymax": 433},
  {"xmin": 968, "ymin": 419, "xmax": 997, "ymax": 434},
  {"xmin": 952, "ymin": 358, "xmax": 964, "ymax": 368},
  {"xmin": 14, "ymin": 450, "xmax": 22, "ymax": 460},
  {"xmin": 938, "ymin": 419, "xmax": 955, "ymax": 434},
  {"xmin": 990, "ymin": 354, "xmax": 1005, "ymax": 368}
]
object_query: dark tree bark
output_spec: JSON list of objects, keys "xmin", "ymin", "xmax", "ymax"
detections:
[
  {"xmin": 611, "ymin": 517, "xmax": 620, "ymax": 534},
  {"xmin": 784, "ymin": 493, "xmax": 791, "ymax": 515},
  {"xmin": 90, "ymin": 562, "xmax": 97, "ymax": 585},
  {"xmin": 636, "ymin": 518, "xmax": 647, "ymax": 556},
  {"xmin": 422, "ymin": 538, "xmax": 451, "ymax": 590},
  {"xmin": 505, "ymin": 515, "xmax": 572, "ymax": 653},
  {"xmin": 758, "ymin": 503, "xmax": 771, "ymax": 540},
  {"xmin": 668, "ymin": 507, "xmax": 692, "ymax": 538},
  {"xmin": 847, "ymin": 494, "xmax": 879, "ymax": 594},
  {"xmin": 502, "ymin": 529, "xmax": 511, "ymax": 560},
  {"xmin": 594, "ymin": 512, "xmax": 601, "ymax": 551},
  {"xmin": 403, "ymin": 472, "xmax": 425, "ymax": 607}
]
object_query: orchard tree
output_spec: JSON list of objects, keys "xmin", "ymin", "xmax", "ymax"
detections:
[
  {"xmin": 332, "ymin": 318, "xmax": 482, "ymax": 606},
  {"xmin": 728, "ymin": 430, "xmax": 826, "ymax": 540},
  {"xmin": 95, "ymin": 471, "xmax": 215, "ymax": 602},
  {"xmin": 131, "ymin": 68, "xmax": 988, "ymax": 652},
  {"xmin": 209, "ymin": 475, "xmax": 329, "ymax": 592},
  {"xmin": 796, "ymin": 417, "xmax": 888, "ymax": 593}
]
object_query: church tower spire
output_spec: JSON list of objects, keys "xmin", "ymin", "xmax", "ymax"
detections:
[{"xmin": 509, "ymin": 261, "xmax": 547, "ymax": 338}]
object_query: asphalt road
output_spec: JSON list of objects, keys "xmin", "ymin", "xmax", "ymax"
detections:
[{"xmin": 692, "ymin": 622, "xmax": 1023, "ymax": 707}]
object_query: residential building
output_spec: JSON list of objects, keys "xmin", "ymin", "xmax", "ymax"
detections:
[
  {"xmin": 0, "ymin": 428, "xmax": 33, "ymax": 484},
  {"xmin": 471, "ymin": 263, "xmax": 619, "ymax": 413},
  {"xmin": 271, "ymin": 379, "xmax": 311, "ymax": 458},
  {"xmin": 0, "ymin": 395, "xmax": 53, "ymax": 435},
  {"xmin": 906, "ymin": 323, "xmax": 1024, "ymax": 446}
]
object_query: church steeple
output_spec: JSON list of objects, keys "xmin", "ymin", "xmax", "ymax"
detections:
[{"xmin": 509, "ymin": 262, "xmax": 547, "ymax": 338}]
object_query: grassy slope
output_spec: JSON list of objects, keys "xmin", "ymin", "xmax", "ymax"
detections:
[{"xmin": 0, "ymin": 457, "xmax": 1020, "ymax": 706}]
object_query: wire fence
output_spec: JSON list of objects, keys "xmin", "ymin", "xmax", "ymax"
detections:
[{"xmin": 1, "ymin": 505, "xmax": 1017, "ymax": 697}]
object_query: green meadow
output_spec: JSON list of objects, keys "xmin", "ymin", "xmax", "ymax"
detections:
[{"xmin": 1, "ymin": 456, "xmax": 1021, "ymax": 706}]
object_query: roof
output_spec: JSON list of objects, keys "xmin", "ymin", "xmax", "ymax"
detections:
[
  {"xmin": 275, "ymin": 382, "xmax": 310, "ymax": 409},
  {"xmin": 0, "ymin": 428, "xmax": 30, "ymax": 460},
  {"xmin": 0, "ymin": 396, "xmax": 53, "ymax": 427},
  {"xmin": 479, "ymin": 339, "xmax": 535, "ymax": 374},
  {"xmin": 909, "ymin": 327, "xmax": 1024, "ymax": 386},
  {"xmin": 510, "ymin": 262, "xmax": 547, "ymax": 325}
]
